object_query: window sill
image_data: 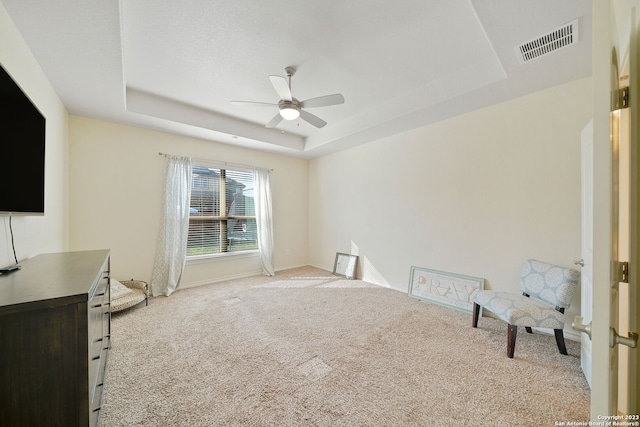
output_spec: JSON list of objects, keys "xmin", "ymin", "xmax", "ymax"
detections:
[{"xmin": 186, "ymin": 250, "xmax": 260, "ymax": 264}]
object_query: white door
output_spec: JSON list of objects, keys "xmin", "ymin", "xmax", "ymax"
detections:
[
  {"xmin": 582, "ymin": 0, "xmax": 640, "ymax": 417},
  {"xmin": 578, "ymin": 120, "xmax": 594, "ymax": 388},
  {"xmin": 609, "ymin": 1, "xmax": 640, "ymax": 414}
]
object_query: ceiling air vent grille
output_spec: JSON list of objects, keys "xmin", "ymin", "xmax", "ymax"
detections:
[{"xmin": 515, "ymin": 19, "xmax": 578, "ymax": 63}]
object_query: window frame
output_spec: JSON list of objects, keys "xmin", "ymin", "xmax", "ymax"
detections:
[{"xmin": 186, "ymin": 161, "xmax": 259, "ymax": 260}]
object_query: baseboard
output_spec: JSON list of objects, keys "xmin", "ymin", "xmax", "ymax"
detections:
[
  {"xmin": 180, "ymin": 263, "xmax": 313, "ymax": 290},
  {"xmin": 180, "ymin": 270, "xmax": 263, "ymax": 289},
  {"xmin": 275, "ymin": 263, "xmax": 313, "ymax": 273},
  {"xmin": 308, "ymin": 263, "xmax": 328, "ymax": 272}
]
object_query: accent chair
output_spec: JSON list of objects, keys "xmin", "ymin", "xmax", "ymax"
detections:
[{"xmin": 471, "ymin": 259, "xmax": 580, "ymax": 358}]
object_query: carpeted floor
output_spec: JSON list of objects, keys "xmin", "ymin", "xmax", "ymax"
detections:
[{"xmin": 101, "ymin": 266, "xmax": 590, "ymax": 426}]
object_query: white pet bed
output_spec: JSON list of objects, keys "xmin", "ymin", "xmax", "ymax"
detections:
[{"xmin": 111, "ymin": 279, "xmax": 148, "ymax": 312}]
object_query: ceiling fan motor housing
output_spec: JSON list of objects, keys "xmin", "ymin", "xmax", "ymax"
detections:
[
  {"xmin": 278, "ymin": 98, "xmax": 301, "ymax": 120},
  {"xmin": 285, "ymin": 66, "xmax": 296, "ymax": 77}
]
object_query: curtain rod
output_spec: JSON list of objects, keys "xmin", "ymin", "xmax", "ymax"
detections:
[{"xmin": 158, "ymin": 152, "xmax": 272, "ymax": 171}]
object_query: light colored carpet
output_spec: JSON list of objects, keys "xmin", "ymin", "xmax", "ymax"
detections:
[{"xmin": 102, "ymin": 266, "xmax": 590, "ymax": 426}]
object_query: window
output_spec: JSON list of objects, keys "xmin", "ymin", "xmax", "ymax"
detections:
[{"xmin": 187, "ymin": 163, "xmax": 257, "ymax": 257}]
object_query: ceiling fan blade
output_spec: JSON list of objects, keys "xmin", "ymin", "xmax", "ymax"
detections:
[
  {"xmin": 269, "ymin": 75, "xmax": 292, "ymax": 101},
  {"xmin": 265, "ymin": 113, "xmax": 283, "ymax": 128},
  {"xmin": 299, "ymin": 109, "xmax": 327, "ymax": 128},
  {"xmin": 231, "ymin": 100, "xmax": 277, "ymax": 107},
  {"xmin": 300, "ymin": 93, "xmax": 345, "ymax": 108}
]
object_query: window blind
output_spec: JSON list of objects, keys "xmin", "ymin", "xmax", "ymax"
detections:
[{"xmin": 187, "ymin": 164, "xmax": 257, "ymax": 257}]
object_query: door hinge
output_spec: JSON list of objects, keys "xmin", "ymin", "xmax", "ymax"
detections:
[
  {"xmin": 613, "ymin": 261, "xmax": 629, "ymax": 283},
  {"xmin": 612, "ymin": 86, "xmax": 630, "ymax": 110}
]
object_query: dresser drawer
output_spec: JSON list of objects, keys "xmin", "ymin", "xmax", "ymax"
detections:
[
  {"xmin": 89, "ymin": 347, "xmax": 107, "ymax": 427},
  {"xmin": 88, "ymin": 278, "xmax": 109, "ymax": 347},
  {"xmin": 90, "ymin": 287, "xmax": 107, "ymax": 307},
  {"xmin": 102, "ymin": 311, "xmax": 111, "ymax": 349},
  {"xmin": 89, "ymin": 347, "xmax": 106, "ymax": 405},
  {"xmin": 89, "ymin": 303, "xmax": 103, "ymax": 338},
  {"xmin": 95, "ymin": 352, "xmax": 107, "ymax": 405},
  {"xmin": 89, "ymin": 334, "xmax": 104, "ymax": 364},
  {"xmin": 90, "ymin": 408, "xmax": 101, "ymax": 427},
  {"xmin": 90, "ymin": 381, "xmax": 104, "ymax": 427}
]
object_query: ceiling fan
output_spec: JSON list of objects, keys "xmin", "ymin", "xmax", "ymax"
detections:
[{"xmin": 231, "ymin": 66, "xmax": 345, "ymax": 129}]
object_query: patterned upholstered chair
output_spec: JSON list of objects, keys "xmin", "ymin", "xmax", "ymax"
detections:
[{"xmin": 471, "ymin": 259, "xmax": 580, "ymax": 358}]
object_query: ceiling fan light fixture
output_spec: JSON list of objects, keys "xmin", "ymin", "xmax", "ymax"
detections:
[
  {"xmin": 279, "ymin": 104, "xmax": 300, "ymax": 120},
  {"xmin": 233, "ymin": 67, "xmax": 344, "ymax": 128}
]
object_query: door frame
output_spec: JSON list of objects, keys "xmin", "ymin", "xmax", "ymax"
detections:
[{"xmin": 590, "ymin": 0, "xmax": 617, "ymax": 416}]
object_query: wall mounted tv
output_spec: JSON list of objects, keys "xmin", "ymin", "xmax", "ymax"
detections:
[{"xmin": 0, "ymin": 63, "xmax": 46, "ymax": 215}]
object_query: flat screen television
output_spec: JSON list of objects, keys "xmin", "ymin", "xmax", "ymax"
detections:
[{"xmin": 0, "ymin": 63, "xmax": 46, "ymax": 215}]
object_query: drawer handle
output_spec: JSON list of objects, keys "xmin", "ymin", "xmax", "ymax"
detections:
[
  {"xmin": 91, "ymin": 303, "xmax": 102, "ymax": 309},
  {"xmin": 92, "ymin": 355, "xmax": 100, "ymax": 361},
  {"xmin": 92, "ymin": 407, "xmax": 101, "ymax": 413},
  {"xmin": 96, "ymin": 292, "xmax": 105, "ymax": 297},
  {"xmin": 94, "ymin": 337, "xmax": 103, "ymax": 343}
]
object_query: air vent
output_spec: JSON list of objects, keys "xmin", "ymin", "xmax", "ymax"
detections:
[{"xmin": 515, "ymin": 19, "xmax": 578, "ymax": 63}]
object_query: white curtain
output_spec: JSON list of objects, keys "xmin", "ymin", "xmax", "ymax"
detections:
[
  {"xmin": 254, "ymin": 167, "xmax": 274, "ymax": 276},
  {"xmin": 151, "ymin": 155, "xmax": 192, "ymax": 296}
]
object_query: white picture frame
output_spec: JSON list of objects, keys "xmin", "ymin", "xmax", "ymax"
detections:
[
  {"xmin": 408, "ymin": 266, "xmax": 484, "ymax": 314},
  {"xmin": 333, "ymin": 253, "xmax": 358, "ymax": 279}
]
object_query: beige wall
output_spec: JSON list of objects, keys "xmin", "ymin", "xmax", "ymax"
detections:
[
  {"xmin": 3, "ymin": 0, "xmax": 593, "ymax": 344},
  {"xmin": 0, "ymin": 4, "xmax": 69, "ymax": 266},
  {"xmin": 69, "ymin": 117, "xmax": 309, "ymax": 285},
  {"xmin": 309, "ymin": 77, "xmax": 592, "ymax": 337}
]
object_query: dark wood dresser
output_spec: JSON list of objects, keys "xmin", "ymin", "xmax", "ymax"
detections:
[{"xmin": 0, "ymin": 249, "xmax": 111, "ymax": 427}]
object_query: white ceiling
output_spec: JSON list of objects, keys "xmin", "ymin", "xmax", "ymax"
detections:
[{"xmin": 1, "ymin": 0, "xmax": 592, "ymax": 159}]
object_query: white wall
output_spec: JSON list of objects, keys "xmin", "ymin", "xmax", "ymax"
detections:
[
  {"xmin": 0, "ymin": 4, "xmax": 69, "ymax": 266},
  {"xmin": 309, "ymin": 77, "xmax": 592, "ymax": 331},
  {"xmin": 69, "ymin": 117, "xmax": 308, "ymax": 285}
]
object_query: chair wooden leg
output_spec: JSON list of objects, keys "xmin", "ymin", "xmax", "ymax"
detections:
[
  {"xmin": 507, "ymin": 324, "xmax": 517, "ymax": 358},
  {"xmin": 472, "ymin": 303, "xmax": 480, "ymax": 328},
  {"xmin": 525, "ymin": 327, "xmax": 533, "ymax": 334},
  {"xmin": 554, "ymin": 329, "xmax": 568, "ymax": 355}
]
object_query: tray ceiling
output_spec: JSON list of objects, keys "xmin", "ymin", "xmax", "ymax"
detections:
[{"xmin": 1, "ymin": 0, "xmax": 591, "ymax": 159}]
